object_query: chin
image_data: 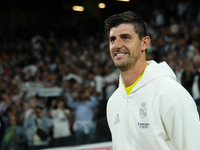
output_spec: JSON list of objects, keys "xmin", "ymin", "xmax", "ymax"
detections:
[
  {"xmin": 115, "ymin": 60, "xmax": 135, "ymax": 71},
  {"xmin": 115, "ymin": 63, "xmax": 128, "ymax": 71}
]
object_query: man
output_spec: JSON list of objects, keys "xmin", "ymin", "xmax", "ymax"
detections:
[
  {"xmin": 68, "ymin": 90, "xmax": 99, "ymax": 145},
  {"xmin": 23, "ymin": 106, "xmax": 52, "ymax": 150},
  {"xmin": 105, "ymin": 11, "xmax": 200, "ymax": 150},
  {"xmin": 1, "ymin": 115, "xmax": 27, "ymax": 150}
]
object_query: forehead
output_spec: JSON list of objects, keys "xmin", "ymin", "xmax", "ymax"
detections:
[{"xmin": 109, "ymin": 23, "xmax": 135, "ymax": 36}]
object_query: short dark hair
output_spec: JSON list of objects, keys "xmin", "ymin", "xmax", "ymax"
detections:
[
  {"xmin": 35, "ymin": 105, "xmax": 43, "ymax": 111},
  {"xmin": 104, "ymin": 11, "xmax": 147, "ymax": 40}
]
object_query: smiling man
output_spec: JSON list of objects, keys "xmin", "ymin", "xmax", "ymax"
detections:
[{"xmin": 104, "ymin": 11, "xmax": 200, "ymax": 150}]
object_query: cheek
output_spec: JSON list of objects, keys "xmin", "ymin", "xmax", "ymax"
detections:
[
  {"xmin": 109, "ymin": 46, "xmax": 114, "ymax": 57},
  {"xmin": 130, "ymin": 42, "xmax": 141, "ymax": 53}
]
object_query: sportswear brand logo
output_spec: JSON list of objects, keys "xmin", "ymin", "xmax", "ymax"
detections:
[
  {"xmin": 139, "ymin": 102, "xmax": 147, "ymax": 118},
  {"xmin": 114, "ymin": 114, "xmax": 120, "ymax": 125},
  {"xmin": 138, "ymin": 122, "xmax": 149, "ymax": 128}
]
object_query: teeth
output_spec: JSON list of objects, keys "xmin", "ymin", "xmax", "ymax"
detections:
[{"xmin": 116, "ymin": 53, "xmax": 125, "ymax": 56}]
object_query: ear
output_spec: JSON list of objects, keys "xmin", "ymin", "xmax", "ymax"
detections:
[{"xmin": 141, "ymin": 36, "xmax": 151, "ymax": 52}]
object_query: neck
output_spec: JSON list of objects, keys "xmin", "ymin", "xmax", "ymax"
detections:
[{"xmin": 120, "ymin": 60, "xmax": 147, "ymax": 88}]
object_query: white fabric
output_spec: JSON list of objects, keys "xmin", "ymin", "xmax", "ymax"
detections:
[
  {"xmin": 94, "ymin": 75, "xmax": 104, "ymax": 100},
  {"xmin": 175, "ymin": 69, "xmax": 183, "ymax": 84},
  {"xmin": 170, "ymin": 24, "xmax": 179, "ymax": 34},
  {"xmin": 107, "ymin": 60, "xmax": 200, "ymax": 150},
  {"xmin": 33, "ymin": 118, "xmax": 48, "ymax": 146},
  {"xmin": 63, "ymin": 73, "xmax": 83, "ymax": 84},
  {"xmin": 23, "ymin": 65, "xmax": 38, "ymax": 76},
  {"xmin": 25, "ymin": 108, "xmax": 36, "ymax": 119},
  {"xmin": 192, "ymin": 75, "xmax": 200, "ymax": 100},
  {"xmin": 51, "ymin": 109, "xmax": 71, "ymax": 138},
  {"xmin": 94, "ymin": 75, "xmax": 104, "ymax": 94},
  {"xmin": 103, "ymin": 71, "xmax": 118, "ymax": 100}
]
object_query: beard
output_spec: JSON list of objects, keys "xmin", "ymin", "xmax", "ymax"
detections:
[{"xmin": 114, "ymin": 55, "xmax": 139, "ymax": 71}]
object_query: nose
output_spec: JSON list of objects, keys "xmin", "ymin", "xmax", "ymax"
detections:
[{"xmin": 111, "ymin": 38, "xmax": 123, "ymax": 50}]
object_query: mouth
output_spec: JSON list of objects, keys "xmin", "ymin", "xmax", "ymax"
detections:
[{"xmin": 114, "ymin": 52, "xmax": 128, "ymax": 58}]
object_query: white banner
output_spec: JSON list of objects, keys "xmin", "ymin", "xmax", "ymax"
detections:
[
  {"xmin": 37, "ymin": 87, "xmax": 62, "ymax": 97},
  {"xmin": 21, "ymin": 82, "xmax": 43, "ymax": 92}
]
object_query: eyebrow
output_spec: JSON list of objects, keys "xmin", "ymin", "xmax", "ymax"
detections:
[
  {"xmin": 109, "ymin": 33, "xmax": 132, "ymax": 40},
  {"xmin": 110, "ymin": 33, "xmax": 132, "ymax": 38},
  {"xmin": 120, "ymin": 33, "xmax": 132, "ymax": 38}
]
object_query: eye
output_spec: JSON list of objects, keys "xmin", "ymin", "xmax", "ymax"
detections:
[
  {"xmin": 109, "ymin": 37, "xmax": 115, "ymax": 43},
  {"xmin": 124, "ymin": 36, "xmax": 130, "ymax": 40},
  {"xmin": 120, "ymin": 34, "xmax": 131, "ymax": 41}
]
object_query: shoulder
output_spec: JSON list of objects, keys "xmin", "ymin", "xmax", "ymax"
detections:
[
  {"xmin": 156, "ymin": 76, "xmax": 191, "ymax": 97},
  {"xmin": 51, "ymin": 109, "xmax": 56, "ymax": 113},
  {"xmin": 150, "ymin": 76, "xmax": 193, "ymax": 106},
  {"xmin": 42, "ymin": 116, "xmax": 51, "ymax": 122},
  {"xmin": 15, "ymin": 126, "xmax": 25, "ymax": 133},
  {"xmin": 65, "ymin": 109, "xmax": 70, "ymax": 113},
  {"xmin": 152, "ymin": 76, "xmax": 196, "ymax": 114}
]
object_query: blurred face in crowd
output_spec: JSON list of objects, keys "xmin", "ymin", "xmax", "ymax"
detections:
[
  {"xmin": 30, "ymin": 97, "xmax": 38, "ymax": 108},
  {"xmin": 73, "ymin": 83, "xmax": 82, "ymax": 93},
  {"xmin": 2, "ymin": 93, "xmax": 12, "ymax": 106},
  {"xmin": 81, "ymin": 91, "xmax": 90, "ymax": 102},
  {"xmin": 35, "ymin": 107, "xmax": 43, "ymax": 118},
  {"xmin": 9, "ymin": 115, "xmax": 17, "ymax": 126},
  {"xmin": 23, "ymin": 102, "xmax": 29, "ymax": 111},
  {"xmin": 57, "ymin": 100, "xmax": 65, "ymax": 109}
]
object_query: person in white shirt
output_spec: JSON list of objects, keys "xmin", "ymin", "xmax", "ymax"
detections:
[
  {"xmin": 48, "ymin": 98, "xmax": 71, "ymax": 147},
  {"xmin": 104, "ymin": 11, "xmax": 200, "ymax": 150},
  {"xmin": 103, "ymin": 65, "xmax": 119, "ymax": 101}
]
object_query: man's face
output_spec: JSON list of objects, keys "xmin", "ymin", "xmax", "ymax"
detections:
[
  {"xmin": 35, "ymin": 108, "xmax": 42, "ymax": 118},
  {"xmin": 9, "ymin": 115, "xmax": 17, "ymax": 126},
  {"xmin": 109, "ymin": 23, "xmax": 143, "ymax": 71}
]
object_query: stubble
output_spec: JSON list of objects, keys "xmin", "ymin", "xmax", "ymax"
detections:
[{"xmin": 114, "ymin": 54, "xmax": 139, "ymax": 72}]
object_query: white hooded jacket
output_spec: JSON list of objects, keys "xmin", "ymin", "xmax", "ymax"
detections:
[{"xmin": 107, "ymin": 60, "xmax": 200, "ymax": 150}]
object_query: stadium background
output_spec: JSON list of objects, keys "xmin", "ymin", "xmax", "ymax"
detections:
[
  {"xmin": 2, "ymin": 0, "xmax": 198, "ymax": 39},
  {"xmin": 0, "ymin": 0, "xmax": 200, "ymax": 149}
]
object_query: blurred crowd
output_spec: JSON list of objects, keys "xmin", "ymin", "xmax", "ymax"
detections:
[{"xmin": 1, "ymin": 0, "xmax": 200, "ymax": 149}]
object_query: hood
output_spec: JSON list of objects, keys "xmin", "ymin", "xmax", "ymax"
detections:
[{"xmin": 118, "ymin": 60, "xmax": 177, "ymax": 95}]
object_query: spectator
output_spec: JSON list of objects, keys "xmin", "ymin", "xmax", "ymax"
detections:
[
  {"xmin": 18, "ymin": 102, "xmax": 30, "ymax": 126},
  {"xmin": 24, "ymin": 97, "xmax": 38, "ymax": 119},
  {"xmin": 68, "ymin": 90, "xmax": 98, "ymax": 145},
  {"xmin": 92, "ymin": 66, "xmax": 105, "ymax": 101},
  {"xmin": 169, "ymin": 17, "xmax": 180, "ymax": 35},
  {"xmin": 192, "ymin": 55, "xmax": 200, "ymax": 101},
  {"xmin": 192, "ymin": 54, "xmax": 200, "ymax": 115},
  {"xmin": 0, "ymin": 93, "xmax": 13, "ymax": 127},
  {"xmin": 48, "ymin": 98, "xmax": 71, "ymax": 147},
  {"xmin": 23, "ymin": 106, "xmax": 52, "ymax": 150},
  {"xmin": 62, "ymin": 79, "xmax": 73, "ymax": 102},
  {"xmin": 153, "ymin": 5, "xmax": 165, "ymax": 27},
  {"xmin": 103, "ymin": 65, "xmax": 118, "ymax": 101},
  {"xmin": 1, "ymin": 114, "xmax": 27, "ymax": 150},
  {"xmin": 186, "ymin": 39, "xmax": 199, "ymax": 59},
  {"xmin": 181, "ymin": 59, "xmax": 195, "ymax": 96},
  {"xmin": 177, "ymin": 0, "xmax": 188, "ymax": 17},
  {"xmin": 174, "ymin": 59, "xmax": 184, "ymax": 84}
]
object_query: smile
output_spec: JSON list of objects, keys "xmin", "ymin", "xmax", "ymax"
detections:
[{"xmin": 115, "ymin": 52, "xmax": 127, "ymax": 58}]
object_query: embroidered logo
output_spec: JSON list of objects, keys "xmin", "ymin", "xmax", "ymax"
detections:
[
  {"xmin": 114, "ymin": 114, "xmax": 120, "ymax": 125},
  {"xmin": 139, "ymin": 102, "xmax": 147, "ymax": 118}
]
